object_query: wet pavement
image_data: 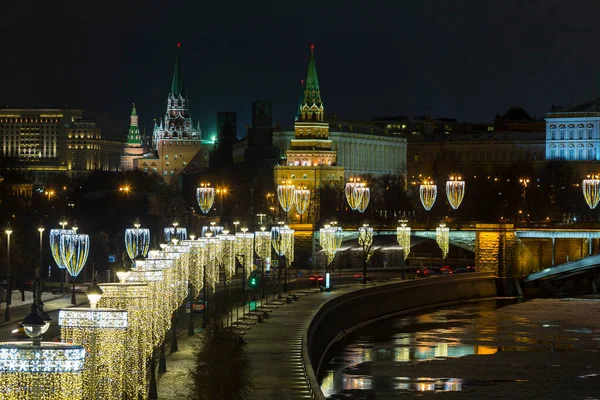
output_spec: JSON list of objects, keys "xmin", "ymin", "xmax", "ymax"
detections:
[{"xmin": 320, "ymin": 298, "xmax": 600, "ymax": 399}]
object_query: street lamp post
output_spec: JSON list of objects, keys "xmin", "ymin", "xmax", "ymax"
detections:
[
  {"xmin": 4, "ymin": 229, "xmax": 12, "ymax": 322},
  {"xmin": 37, "ymin": 228, "xmax": 45, "ymax": 310},
  {"xmin": 519, "ymin": 178, "xmax": 530, "ymax": 217}
]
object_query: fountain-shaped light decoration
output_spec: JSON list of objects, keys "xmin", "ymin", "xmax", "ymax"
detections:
[
  {"xmin": 125, "ymin": 223, "xmax": 150, "ymax": 261},
  {"xmin": 446, "ymin": 175, "xmax": 465, "ymax": 210},
  {"xmin": 196, "ymin": 183, "xmax": 215, "ymax": 214},
  {"xmin": 582, "ymin": 175, "xmax": 600, "ymax": 209},
  {"xmin": 419, "ymin": 179, "xmax": 437, "ymax": 211}
]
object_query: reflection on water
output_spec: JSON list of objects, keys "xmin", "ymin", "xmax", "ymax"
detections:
[{"xmin": 319, "ymin": 300, "xmax": 515, "ymax": 398}]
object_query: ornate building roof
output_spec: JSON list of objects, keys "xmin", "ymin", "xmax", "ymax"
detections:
[
  {"xmin": 127, "ymin": 103, "xmax": 141, "ymax": 146},
  {"xmin": 297, "ymin": 44, "xmax": 324, "ymax": 122},
  {"xmin": 170, "ymin": 43, "xmax": 185, "ymax": 98}
]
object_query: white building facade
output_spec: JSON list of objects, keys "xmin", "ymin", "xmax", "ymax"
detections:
[{"xmin": 545, "ymin": 100, "xmax": 600, "ymax": 161}]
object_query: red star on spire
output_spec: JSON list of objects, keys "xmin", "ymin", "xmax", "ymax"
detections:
[
  {"xmin": 177, "ymin": 42, "xmax": 181, "ymax": 48},
  {"xmin": 310, "ymin": 43, "xmax": 315, "ymax": 54}
]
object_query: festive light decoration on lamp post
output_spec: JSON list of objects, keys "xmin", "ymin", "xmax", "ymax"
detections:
[
  {"xmin": 583, "ymin": 175, "xmax": 600, "ymax": 209},
  {"xmin": 219, "ymin": 233, "xmax": 236, "ymax": 281},
  {"xmin": 58, "ymin": 308, "xmax": 128, "ymax": 400},
  {"xmin": 98, "ymin": 283, "xmax": 150, "ymax": 399},
  {"xmin": 356, "ymin": 184, "xmax": 370, "ymax": 213},
  {"xmin": 358, "ymin": 225, "xmax": 374, "ymax": 284},
  {"xmin": 436, "ymin": 224, "xmax": 450, "ymax": 259},
  {"xmin": 255, "ymin": 228, "xmax": 272, "ymax": 269},
  {"xmin": 164, "ymin": 224, "xmax": 188, "ymax": 243},
  {"xmin": 0, "ymin": 342, "xmax": 86, "ymax": 399},
  {"xmin": 0, "ymin": 304, "xmax": 86, "ymax": 399},
  {"xmin": 446, "ymin": 175, "xmax": 465, "ymax": 210},
  {"xmin": 420, "ymin": 179, "xmax": 437, "ymax": 211},
  {"xmin": 396, "ymin": 221, "xmax": 411, "ymax": 260},
  {"xmin": 345, "ymin": 176, "xmax": 368, "ymax": 211},
  {"xmin": 234, "ymin": 231, "xmax": 254, "ymax": 279},
  {"xmin": 60, "ymin": 234, "xmax": 90, "ymax": 305},
  {"xmin": 196, "ymin": 182, "xmax": 215, "ymax": 214},
  {"xmin": 320, "ymin": 225, "xmax": 342, "ymax": 289},
  {"xmin": 50, "ymin": 229, "xmax": 74, "ymax": 269},
  {"xmin": 125, "ymin": 224, "xmax": 150, "ymax": 261},
  {"xmin": 277, "ymin": 180, "xmax": 296, "ymax": 212},
  {"xmin": 293, "ymin": 186, "xmax": 310, "ymax": 219},
  {"xmin": 272, "ymin": 225, "xmax": 295, "ymax": 292}
]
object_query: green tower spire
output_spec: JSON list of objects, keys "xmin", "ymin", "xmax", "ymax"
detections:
[
  {"xmin": 127, "ymin": 103, "xmax": 141, "ymax": 146},
  {"xmin": 170, "ymin": 43, "xmax": 185, "ymax": 97},
  {"xmin": 302, "ymin": 43, "xmax": 322, "ymax": 109}
]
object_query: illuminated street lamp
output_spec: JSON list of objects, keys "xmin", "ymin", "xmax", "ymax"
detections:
[
  {"xmin": 519, "ymin": 177, "xmax": 530, "ymax": 211},
  {"xmin": 419, "ymin": 179, "xmax": 437, "ymax": 211},
  {"xmin": 582, "ymin": 175, "xmax": 600, "ymax": 209},
  {"xmin": 4, "ymin": 229, "xmax": 12, "ymax": 321},
  {"xmin": 446, "ymin": 176, "xmax": 465, "ymax": 210},
  {"xmin": 216, "ymin": 187, "xmax": 228, "ymax": 213}
]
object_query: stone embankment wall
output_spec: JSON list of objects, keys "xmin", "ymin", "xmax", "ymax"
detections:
[{"xmin": 303, "ymin": 272, "xmax": 497, "ymax": 399}]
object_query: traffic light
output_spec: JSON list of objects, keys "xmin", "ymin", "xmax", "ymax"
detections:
[{"xmin": 248, "ymin": 271, "xmax": 258, "ymax": 288}]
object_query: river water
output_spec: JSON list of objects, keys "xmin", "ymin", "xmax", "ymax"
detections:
[{"xmin": 318, "ymin": 299, "xmax": 535, "ymax": 399}]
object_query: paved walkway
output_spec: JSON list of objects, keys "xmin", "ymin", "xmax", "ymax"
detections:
[
  {"xmin": 245, "ymin": 287, "xmax": 359, "ymax": 400},
  {"xmin": 155, "ymin": 285, "xmax": 367, "ymax": 399}
]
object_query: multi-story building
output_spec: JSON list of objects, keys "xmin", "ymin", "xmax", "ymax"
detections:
[
  {"xmin": 137, "ymin": 44, "xmax": 207, "ymax": 182},
  {"xmin": 121, "ymin": 104, "xmax": 146, "ymax": 171},
  {"xmin": 273, "ymin": 44, "xmax": 345, "ymax": 189},
  {"xmin": 273, "ymin": 124, "xmax": 407, "ymax": 178},
  {"xmin": 0, "ymin": 108, "xmax": 123, "ymax": 183}
]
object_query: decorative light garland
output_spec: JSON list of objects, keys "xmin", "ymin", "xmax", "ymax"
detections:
[
  {"xmin": 98, "ymin": 283, "xmax": 150, "ymax": 399},
  {"xmin": 58, "ymin": 308, "xmax": 128, "ymax": 400},
  {"xmin": 396, "ymin": 221, "xmax": 411, "ymax": 260},
  {"xmin": 272, "ymin": 226, "xmax": 295, "ymax": 264},
  {"xmin": 234, "ymin": 233, "xmax": 254, "ymax": 278},
  {"xmin": 436, "ymin": 224, "xmax": 450, "ymax": 259},
  {"xmin": 320, "ymin": 225, "xmax": 342, "ymax": 265},
  {"xmin": 358, "ymin": 225, "xmax": 374, "ymax": 262},
  {"xmin": 254, "ymin": 230, "xmax": 272, "ymax": 264},
  {"xmin": 0, "ymin": 342, "xmax": 86, "ymax": 399}
]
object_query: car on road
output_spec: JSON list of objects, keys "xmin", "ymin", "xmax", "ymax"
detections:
[
  {"xmin": 416, "ymin": 267, "xmax": 441, "ymax": 277},
  {"xmin": 441, "ymin": 266, "xmax": 454, "ymax": 275},
  {"xmin": 353, "ymin": 273, "xmax": 373, "ymax": 282},
  {"xmin": 191, "ymin": 299, "xmax": 207, "ymax": 313},
  {"xmin": 454, "ymin": 265, "xmax": 476, "ymax": 273},
  {"xmin": 309, "ymin": 274, "xmax": 324, "ymax": 286}
]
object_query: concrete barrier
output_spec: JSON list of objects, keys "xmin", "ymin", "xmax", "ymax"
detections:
[{"xmin": 303, "ymin": 272, "xmax": 498, "ymax": 399}]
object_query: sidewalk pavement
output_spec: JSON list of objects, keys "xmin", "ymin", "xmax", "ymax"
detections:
[{"xmin": 155, "ymin": 285, "xmax": 363, "ymax": 400}]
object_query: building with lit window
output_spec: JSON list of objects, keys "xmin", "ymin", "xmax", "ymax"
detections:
[
  {"xmin": 545, "ymin": 99, "xmax": 600, "ymax": 163},
  {"xmin": 0, "ymin": 108, "xmax": 123, "ymax": 183},
  {"xmin": 273, "ymin": 44, "xmax": 345, "ymax": 189}
]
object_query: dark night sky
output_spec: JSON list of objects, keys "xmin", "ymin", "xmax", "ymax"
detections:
[{"xmin": 2, "ymin": 0, "xmax": 600, "ymax": 140}]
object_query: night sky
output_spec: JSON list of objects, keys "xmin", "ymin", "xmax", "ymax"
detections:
[{"xmin": 3, "ymin": 1, "xmax": 600, "ymax": 139}]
